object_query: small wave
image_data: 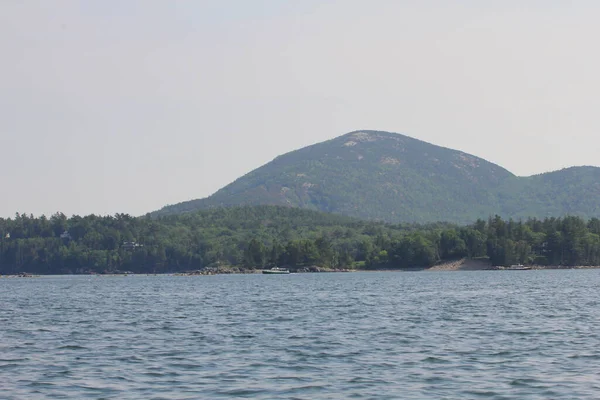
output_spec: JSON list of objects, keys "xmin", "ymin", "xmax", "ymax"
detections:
[
  {"xmin": 348, "ymin": 377, "xmax": 390, "ymax": 384},
  {"xmin": 278, "ymin": 384, "xmax": 329, "ymax": 396},
  {"xmin": 502, "ymin": 330, "xmax": 536, "ymax": 336},
  {"xmin": 57, "ymin": 345, "xmax": 87, "ymax": 350},
  {"xmin": 27, "ymin": 381, "xmax": 56, "ymax": 387},
  {"xmin": 424, "ymin": 376, "xmax": 445, "ymax": 383},
  {"xmin": 143, "ymin": 371, "xmax": 177, "ymax": 378},
  {"xmin": 567, "ymin": 354, "xmax": 600, "ymax": 360},
  {"xmin": 231, "ymin": 334, "xmax": 256, "ymax": 339},
  {"xmin": 117, "ymin": 355, "xmax": 143, "ymax": 363},
  {"xmin": 167, "ymin": 363, "xmax": 200, "ymax": 371},
  {"xmin": 0, "ymin": 363, "xmax": 20, "ymax": 370},
  {"xmin": 217, "ymin": 388, "xmax": 269, "ymax": 396},
  {"xmin": 267, "ymin": 376, "xmax": 310, "ymax": 382},
  {"xmin": 510, "ymin": 378, "xmax": 542, "ymax": 387},
  {"xmin": 421, "ymin": 356, "xmax": 450, "ymax": 364},
  {"xmin": 43, "ymin": 369, "xmax": 71, "ymax": 377},
  {"xmin": 0, "ymin": 357, "xmax": 28, "ymax": 363},
  {"xmin": 463, "ymin": 389, "xmax": 500, "ymax": 397}
]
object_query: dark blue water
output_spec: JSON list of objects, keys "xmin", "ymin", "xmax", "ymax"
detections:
[{"xmin": 2, "ymin": 270, "xmax": 600, "ymax": 399}]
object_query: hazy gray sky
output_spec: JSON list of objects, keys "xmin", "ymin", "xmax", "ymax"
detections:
[{"xmin": 2, "ymin": 1, "xmax": 599, "ymax": 217}]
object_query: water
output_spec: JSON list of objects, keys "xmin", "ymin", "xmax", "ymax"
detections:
[{"xmin": 1, "ymin": 270, "xmax": 600, "ymax": 399}]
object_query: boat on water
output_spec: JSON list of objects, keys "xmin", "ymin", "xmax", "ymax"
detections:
[
  {"xmin": 504, "ymin": 264, "xmax": 532, "ymax": 270},
  {"xmin": 262, "ymin": 267, "xmax": 290, "ymax": 274}
]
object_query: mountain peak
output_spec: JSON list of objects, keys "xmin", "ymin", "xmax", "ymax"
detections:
[{"xmin": 153, "ymin": 131, "xmax": 600, "ymax": 223}]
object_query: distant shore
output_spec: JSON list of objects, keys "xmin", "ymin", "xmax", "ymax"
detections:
[
  {"xmin": 3, "ymin": 263, "xmax": 600, "ymax": 278},
  {"xmin": 427, "ymin": 258, "xmax": 600, "ymax": 271}
]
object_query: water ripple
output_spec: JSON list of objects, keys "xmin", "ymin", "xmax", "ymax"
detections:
[{"xmin": 2, "ymin": 270, "xmax": 600, "ymax": 398}]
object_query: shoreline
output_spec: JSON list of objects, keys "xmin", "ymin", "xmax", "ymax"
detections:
[
  {"xmin": 3, "ymin": 264, "xmax": 600, "ymax": 278},
  {"xmin": 426, "ymin": 258, "xmax": 600, "ymax": 272}
]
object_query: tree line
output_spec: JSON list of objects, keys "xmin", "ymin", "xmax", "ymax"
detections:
[{"xmin": 1, "ymin": 206, "xmax": 599, "ymax": 274}]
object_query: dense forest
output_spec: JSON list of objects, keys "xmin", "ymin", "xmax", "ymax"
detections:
[{"xmin": 1, "ymin": 206, "xmax": 600, "ymax": 275}]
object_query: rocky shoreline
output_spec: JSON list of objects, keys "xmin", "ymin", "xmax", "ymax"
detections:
[
  {"xmin": 3, "ymin": 263, "xmax": 599, "ymax": 278},
  {"xmin": 174, "ymin": 266, "xmax": 354, "ymax": 276},
  {"xmin": 0, "ymin": 273, "xmax": 40, "ymax": 278},
  {"xmin": 427, "ymin": 258, "xmax": 600, "ymax": 271}
]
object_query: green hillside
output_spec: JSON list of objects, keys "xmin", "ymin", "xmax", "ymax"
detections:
[
  {"xmin": 154, "ymin": 131, "xmax": 600, "ymax": 223},
  {"xmin": 497, "ymin": 166, "xmax": 600, "ymax": 219}
]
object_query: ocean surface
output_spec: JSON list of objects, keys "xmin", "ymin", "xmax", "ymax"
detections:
[{"xmin": 2, "ymin": 270, "xmax": 600, "ymax": 399}]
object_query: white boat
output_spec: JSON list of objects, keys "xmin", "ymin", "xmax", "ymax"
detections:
[
  {"xmin": 505, "ymin": 264, "xmax": 532, "ymax": 270},
  {"xmin": 262, "ymin": 267, "xmax": 290, "ymax": 274}
]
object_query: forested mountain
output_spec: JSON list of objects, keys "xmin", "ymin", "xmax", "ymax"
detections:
[
  {"xmin": 1, "ymin": 206, "xmax": 600, "ymax": 275},
  {"xmin": 497, "ymin": 166, "xmax": 600, "ymax": 219},
  {"xmin": 154, "ymin": 130, "xmax": 600, "ymax": 223}
]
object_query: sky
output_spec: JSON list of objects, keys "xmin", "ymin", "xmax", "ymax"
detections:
[{"xmin": 2, "ymin": 0, "xmax": 600, "ymax": 218}]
